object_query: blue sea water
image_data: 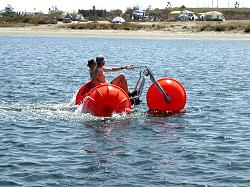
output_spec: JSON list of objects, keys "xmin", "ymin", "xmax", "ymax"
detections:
[{"xmin": 0, "ymin": 36, "xmax": 249, "ymax": 186}]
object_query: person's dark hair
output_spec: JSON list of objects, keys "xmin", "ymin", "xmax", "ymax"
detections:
[
  {"xmin": 96, "ymin": 55, "xmax": 105, "ymax": 64},
  {"xmin": 87, "ymin": 59, "xmax": 95, "ymax": 68}
]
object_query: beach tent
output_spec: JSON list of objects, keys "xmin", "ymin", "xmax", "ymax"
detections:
[
  {"xmin": 112, "ymin": 16, "xmax": 126, "ymax": 23},
  {"xmin": 171, "ymin": 10, "xmax": 198, "ymax": 21},
  {"xmin": 181, "ymin": 10, "xmax": 198, "ymax": 20},
  {"xmin": 177, "ymin": 10, "xmax": 193, "ymax": 20},
  {"xmin": 71, "ymin": 13, "xmax": 85, "ymax": 22},
  {"xmin": 205, "ymin": 11, "xmax": 225, "ymax": 21}
]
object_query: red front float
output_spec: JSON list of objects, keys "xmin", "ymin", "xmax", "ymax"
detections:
[{"xmin": 146, "ymin": 78, "xmax": 186, "ymax": 112}]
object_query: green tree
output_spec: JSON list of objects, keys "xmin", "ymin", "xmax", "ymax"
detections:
[
  {"xmin": 132, "ymin": 5, "xmax": 140, "ymax": 10},
  {"xmin": 180, "ymin": 5, "xmax": 186, "ymax": 10},
  {"xmin": 48, "ymin": 6, "xmax": 63, "ymax": 18},
  {"xmin": 234, "ymin": 1, "xmax": 240, "ymax": 8},
  {"xmin": 147, "ymin": 5, "xmax": 152, "ymax": 11},
  {"xmin": 109, "ymin": 9, "xmax": 122, "ymax": 18},
  {"xmin": 166, "ymin": 1, "xmax": 172, "ymax": 9},
  {"xmin": 3, "ymin": 4, "xmax": 15, "ymax": 17}
]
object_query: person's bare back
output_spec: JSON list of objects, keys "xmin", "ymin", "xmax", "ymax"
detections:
[{"xmin": 94, "ymin": 67, "xmax": 108, "ymax": 84}]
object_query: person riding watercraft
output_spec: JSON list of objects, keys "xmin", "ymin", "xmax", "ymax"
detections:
[
  {"xmin": 91, "ymin": 55, "xmax": 137, "ymax": 97},
  {"xmin": 87, "ymin": 59, "xmax": 97, "ymax": 80}
]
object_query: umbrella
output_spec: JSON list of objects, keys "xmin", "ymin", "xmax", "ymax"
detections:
[{"xmin": 112, "ymin": 17, "xmax": 125, "ymax": 23}]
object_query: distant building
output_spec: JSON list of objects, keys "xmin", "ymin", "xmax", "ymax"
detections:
[{"xmin": 132, "ymin": 10, "xmax": 147, "ymax": 21}]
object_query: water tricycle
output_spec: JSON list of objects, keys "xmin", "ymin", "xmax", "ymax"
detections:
[{"xmin": 74, "ymin": 66, "xmax": 186, "ymax": 117}]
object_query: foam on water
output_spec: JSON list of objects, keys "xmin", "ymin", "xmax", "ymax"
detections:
[{"xmin": 0, "ymin": 99, "xmax": 148, "ymax": 125}]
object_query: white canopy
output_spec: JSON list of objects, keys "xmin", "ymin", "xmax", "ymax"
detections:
[
  {"xmin": 205, "ymin": 11, "xmax": 223, "ymax": 16},
  {"xmin": 112, "ymin": 16, "xmax": 125, "ymax": 23}
]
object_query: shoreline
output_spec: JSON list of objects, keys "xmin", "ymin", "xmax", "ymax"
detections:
[{"xmin": 1, "ymin": 25, "xmax": 250, "ymax": 40}]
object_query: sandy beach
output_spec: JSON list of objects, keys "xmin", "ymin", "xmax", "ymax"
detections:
[{"xmin": 1, "ymin": 24, "xmax": 250, "ymax": 40}]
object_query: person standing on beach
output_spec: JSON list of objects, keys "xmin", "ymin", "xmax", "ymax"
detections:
[{"xmin": 92, "ymin": 55, "xmax": 137, "ymax": 97}]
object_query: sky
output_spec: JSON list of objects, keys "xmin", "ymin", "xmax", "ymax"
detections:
[{"xmin": 1, "ymin": 0, "xmax": 249, "ymax": 13}]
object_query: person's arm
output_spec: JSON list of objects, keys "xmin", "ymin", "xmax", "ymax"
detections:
[{"xmin": 103, "ymin": 65, "xmax": 131, "ymax": 72}]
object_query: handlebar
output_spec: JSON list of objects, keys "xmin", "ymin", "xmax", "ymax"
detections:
[
  {"xmin": 127, "ymin": 65, "xmax": 147, "ymax": 70},
  {"xmin": 129, "ymin": 65, "xmax": 171, "ymax": 103}
]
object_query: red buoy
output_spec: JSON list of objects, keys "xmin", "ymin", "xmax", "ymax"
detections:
[
  {"xmin": 75, "ymin": 81, "xmax": 96, "ymax": 105},
  {"xmin": 146, "ymin": 78, "xmax": 186, "ymax": 112},
  {"xmin": 82, "ymin": 84, "xmax": 131, "ymax": 116}
]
